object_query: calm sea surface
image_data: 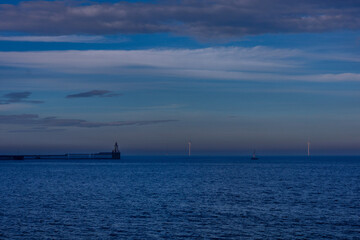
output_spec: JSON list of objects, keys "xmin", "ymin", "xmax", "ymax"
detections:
[{"xmin": 0, "ymin": 156, "xmax": 359, "ymax": 239}]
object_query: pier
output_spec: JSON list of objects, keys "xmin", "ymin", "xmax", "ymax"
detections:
[{"xmin": 0, "ymin": 142, "xmax": 121, "ymax": 160}]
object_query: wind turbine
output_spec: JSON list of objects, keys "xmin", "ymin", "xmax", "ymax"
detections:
[
  {"xmin": 307, "ymin": 139, "xmax": 310, "ymax": 157},
  {"xmin": 188, "ymin": 140, "xmax": 191, "ymax": 157}
]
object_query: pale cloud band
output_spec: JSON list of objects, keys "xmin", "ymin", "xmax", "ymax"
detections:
[
  {"xmin": 0, "ymin": 35, "xmax": 109, "ymax": 43},
  {"xmin": 0, "ymin": 47, "xmax": 359, "ymax": 83}
]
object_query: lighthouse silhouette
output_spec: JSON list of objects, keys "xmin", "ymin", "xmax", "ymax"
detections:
[{"xmin": 112, "ymin": 142, "xmax": 121, "ymax": 159}]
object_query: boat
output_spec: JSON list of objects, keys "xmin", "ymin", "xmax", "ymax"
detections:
[{"xmin": 251, "ymin": 150, "xmax": 259, "ymax": 160}]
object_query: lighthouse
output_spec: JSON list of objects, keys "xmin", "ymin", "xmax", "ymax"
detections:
[{"xmin": 112, "ymin": 142, "xmax": 121, "ymax": 159}]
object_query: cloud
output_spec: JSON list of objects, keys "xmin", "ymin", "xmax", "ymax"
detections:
[
  {"xmin": 0, "ymin": 91, "xmax": 43, "ymax": 104},
  {"xmin": 1, "ymin": 47, "xmax": 360, "ymax": 82},
  {"xmin": 295, "ymin": 73, "xmax": 360, "ymax": 82},
  {"xmin": 0, "ymin": 0, "xmax": 359, "ymax": 39},
  {"xmin": 0, "ymin": 47, "xmax": 299, "ymax": 77},
  {"xmin": 8, "ymin": 127, "xmax": 66, "ymax": 133},
  {"xmin": 0, "ymin": 114, "xmax": 177, "ymax": 128},
  {"xmin": 0, "ymin": 35, "xmax": 109, "ymax": 43},
  {"xmin": 66, "ymin": 90, "xmax": 121, "ymax": 98},
  {"xmin": 118, "ymin": 104, "xmax": 185, "ymax": 111},
  {"xmin": 4, "ymin": 92, "xmax": 31, "ymax": 101}
]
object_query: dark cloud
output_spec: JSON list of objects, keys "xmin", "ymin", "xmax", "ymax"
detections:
[
  {"xmin": 0, "ymin": 91, "xmax": 43, "ymax": 104},
  {"xmin": 8, "ymin": 127, "xmax": 66, "ymax": 133},
  {"xmin": 0, "ymin": 114, "xmax": 177, "ymax": 128},
  {"xmin": 66, "ymin": 90, "xmax": 121, "ymax": 98},
  {"xmin": 4, "ymin": 92, "xmax": 31, "ymax": 100},
  {"xmin": 0, "ymin": 0, "xmax": 359, "ymax": 39}
]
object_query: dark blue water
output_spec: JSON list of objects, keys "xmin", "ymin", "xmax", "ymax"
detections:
[{"xmin": 0, "ymin": 156, "xmax": 359, "ymax": 239}]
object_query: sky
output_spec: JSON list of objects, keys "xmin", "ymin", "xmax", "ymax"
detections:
[{"xmin": 0, "ymin": 0, "xmax": 360, "ymax": 155}]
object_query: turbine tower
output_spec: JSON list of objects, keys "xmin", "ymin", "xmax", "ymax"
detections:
[
  {"xmin": 307, "ymin": 139, "xmax": 310, "ymax": 157},
  {"xmin": 188, "ymin": 141, "xmax": 191, "ymax": 157}
]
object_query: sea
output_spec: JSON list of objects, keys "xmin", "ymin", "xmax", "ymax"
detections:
[{"xmin": 0, "ymin": 156, "xmax": 359, "ymax": 239}]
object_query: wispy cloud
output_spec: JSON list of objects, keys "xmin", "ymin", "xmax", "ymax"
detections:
[
  {"xmin": 299, "ymin": 73, "xmax": 360, "ymax": 82},
  {"xmin": 66, "ymin": 90, "xmax": 121, "ymax": 98},
  {"xmin": 0, "ymin": 0, "xmax": 359, "ymax": 39},
  {"xmin": 0, "ymin": 114, "xmax": 178, "ymax": 128},
  {"xmin": 1, "ymin": 47, "xmax": 360, "ymax": 82},
  {"xmin": 0, "ymin": 35, "xmax": 111, "ymax": 43},
  {"xmin": 0, "ymin": 91, "xmax": 43, "ymax": 105},
  {"xmin": 119, "ymin": 104, "xmax": 185, "ymax": 111},
  {"xmin": 8, "ymin": 127, "xmax": 66, "ymax": 133},
  {"xmin": 0, "ymin": 47, "xmax": 299, "ymax": 76}
]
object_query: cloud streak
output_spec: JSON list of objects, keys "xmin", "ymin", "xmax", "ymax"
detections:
[
  {"xmin": 0, "ymin": 35, "xmax": 109, "ymax": 43},
  {"xmin": 0, "ymin": 114, "xmax": 177, "ymax": 128},
  {"xmin": 0, "ymin": 47, "xmax": 299, "ymax": 76},
  {"xmin": 0, "ymin": 91, "xmax": 43, "ymax": 104},
  {"xmin": 66, "ymin": 90, "xmax": 121, "ymax": 98},
  {"xmin": 1, "ymin": 47, "xmax": 360, "ymax": 82},
  {"xmin": 0, "ymin": 0, "xmax": 359, "ymax": 39}
]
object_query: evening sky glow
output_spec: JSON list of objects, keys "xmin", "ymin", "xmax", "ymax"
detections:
[{"xmin": 0, "ymin": 0, "xmax": 360, "ymax": 155}]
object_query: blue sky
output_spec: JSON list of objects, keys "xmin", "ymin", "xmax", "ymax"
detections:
[{"xmin": 0, "ymin": 0, "xmax": 360, "ymax": 155}]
